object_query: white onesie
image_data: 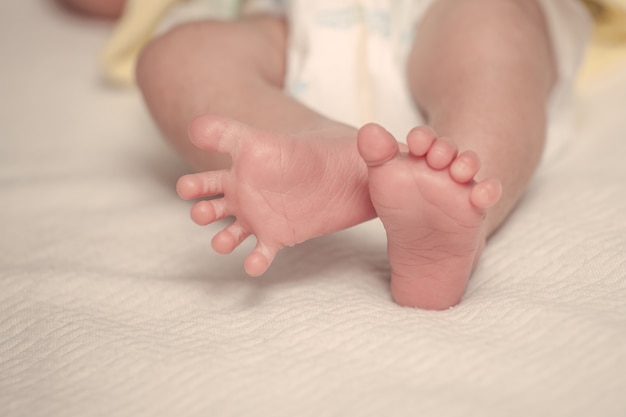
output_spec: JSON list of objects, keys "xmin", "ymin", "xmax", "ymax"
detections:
[{"xmin": 244, "ymin": 0, "xmax": 592, "ymax": 161}]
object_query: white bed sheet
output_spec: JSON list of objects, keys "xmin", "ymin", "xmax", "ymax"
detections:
[{"xmin": 1, "ymin": 2, "xmax": 626, "ymax": 416}]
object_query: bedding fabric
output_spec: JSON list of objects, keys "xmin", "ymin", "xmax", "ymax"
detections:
[{"xmin": 1, "ymin": 2, "xmax": 626, "ymax": 417}]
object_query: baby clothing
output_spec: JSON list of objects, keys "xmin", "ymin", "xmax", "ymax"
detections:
[
  {"xmin": 578, "ymin": 0, "xmax": 626, "ymax": 87},
  {"xmin": 102, "ymin": 0, "xmax": 593, "ymax": 160},
  {"xmin": 244, "ymin": 0, "xmax": 592, "ymax": 161},
  {"xmin": 244, "ymin": 0, "xmax": 430, "ymax": 142},
  {"xmin": 101, "ymin": 0, "xmax": 241, "ymax": 85}
]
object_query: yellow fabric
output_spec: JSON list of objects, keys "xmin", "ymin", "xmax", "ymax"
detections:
[
  {"xmin": 100, "ymin": 0, "xmax": 187, "ymax": 86},
  {"xmin": 578, "ymin": 0, "xmax": 626, "ymax": 88}
]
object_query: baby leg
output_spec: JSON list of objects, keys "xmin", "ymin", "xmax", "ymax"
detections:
[
  {"xmin": 409, "ymin": 0, "xmax": 555, "ymax": 236},
  {"xmin": 138, "ymin": 17, "xmax": 376, "ymax": 275},
  {"xmin": 137, "ymin": 16, "xmax": 344, "ymax": 171}
]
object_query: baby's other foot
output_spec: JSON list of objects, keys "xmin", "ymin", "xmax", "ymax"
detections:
[
  {"xmin": 357, "ymin": 124, "xmax": 501, "ymax": 309},
  {"xmin": 176, "ymin": 115, "xmax": 375, "ymax": 277}
]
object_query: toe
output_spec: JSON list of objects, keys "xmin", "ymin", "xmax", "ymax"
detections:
[
  {"xmin": 425, "ymin": 137, "xmax": 458, "ymax": 170},
  {"xmin": 357, "ymin": 123, "xmax": 399, "ymax": 167},
  {"xmin": 470, "ymin": 178, "xmax": 502, "ymax": 209},
  {"xmin": 177, "ymin": 170, "xmax": 228, "ymax": 200},
  {"xmin": 176, "ymin": 175, "xmax": 199, "ymax": 200},
  {"xmin": 211, "ymin": 221, "xmax": 250, "ymax": 254},
  {"xmin": 407, "ymin": 126, "xmax": 436, "ymax": 157},
  {"xmin": 190, "ymin": 199, "xmax": 227, "ymax": 225},
  {"xmin": 244, "ymin": 252, "xmax": 268, "ymax": 277},
  {"xmin": 450, "ymin": 151, "xmax": 481, "ymax": 184},
  {"xmin": 244, "ymin": 242, "xmax": 278, "ymax": 277}
]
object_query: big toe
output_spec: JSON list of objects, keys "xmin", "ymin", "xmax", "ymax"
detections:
[{"xmin": 357, "ymin": 124, "xmax": 399, "ymax": 167}]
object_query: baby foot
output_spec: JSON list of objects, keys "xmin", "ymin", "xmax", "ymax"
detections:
[
  {"xmin": 176, "ymin": 115, "xmax": 376, "ymax": 277},
  {"xmin": 357, "ymin": 124, "xmax": 502, "ymax": 310}
]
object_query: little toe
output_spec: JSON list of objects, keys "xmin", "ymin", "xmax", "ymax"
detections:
[
  {"xmin": 190, "ymin": 199, "xmax": 228, "ymax": 226},
  {"xmin": 425, "ymin": 137, "xmax": 458, "ymax": 170},
  {"xmin": 470, "ymin": 178, "xmax": 503, "ymax": 209},
  {"xmin": 244, "ymin": 243, "xmax": 278, "ymax": 277},
  {"xmin": 450, "ymin": 151, "xmax": 481, "ymax": 184},
  {"xmin": 177, "ymin": 170, "xmax": 227, "ymax": 200},
  {"xmin": 406, "ymin": 126, "xmax": 436, "ymax": 157},
  {"xmin": 211, "ymin": 221, "xmax": 251, "ymax": 254},
  {"xmin": 357, "ymin": 123, "xmax": 399, "ymax": 167}
]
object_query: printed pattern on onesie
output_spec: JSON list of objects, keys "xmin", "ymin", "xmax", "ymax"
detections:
[{"xmin": 283, "ymin": 0, "xmax": 431, "ymax": 134}]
